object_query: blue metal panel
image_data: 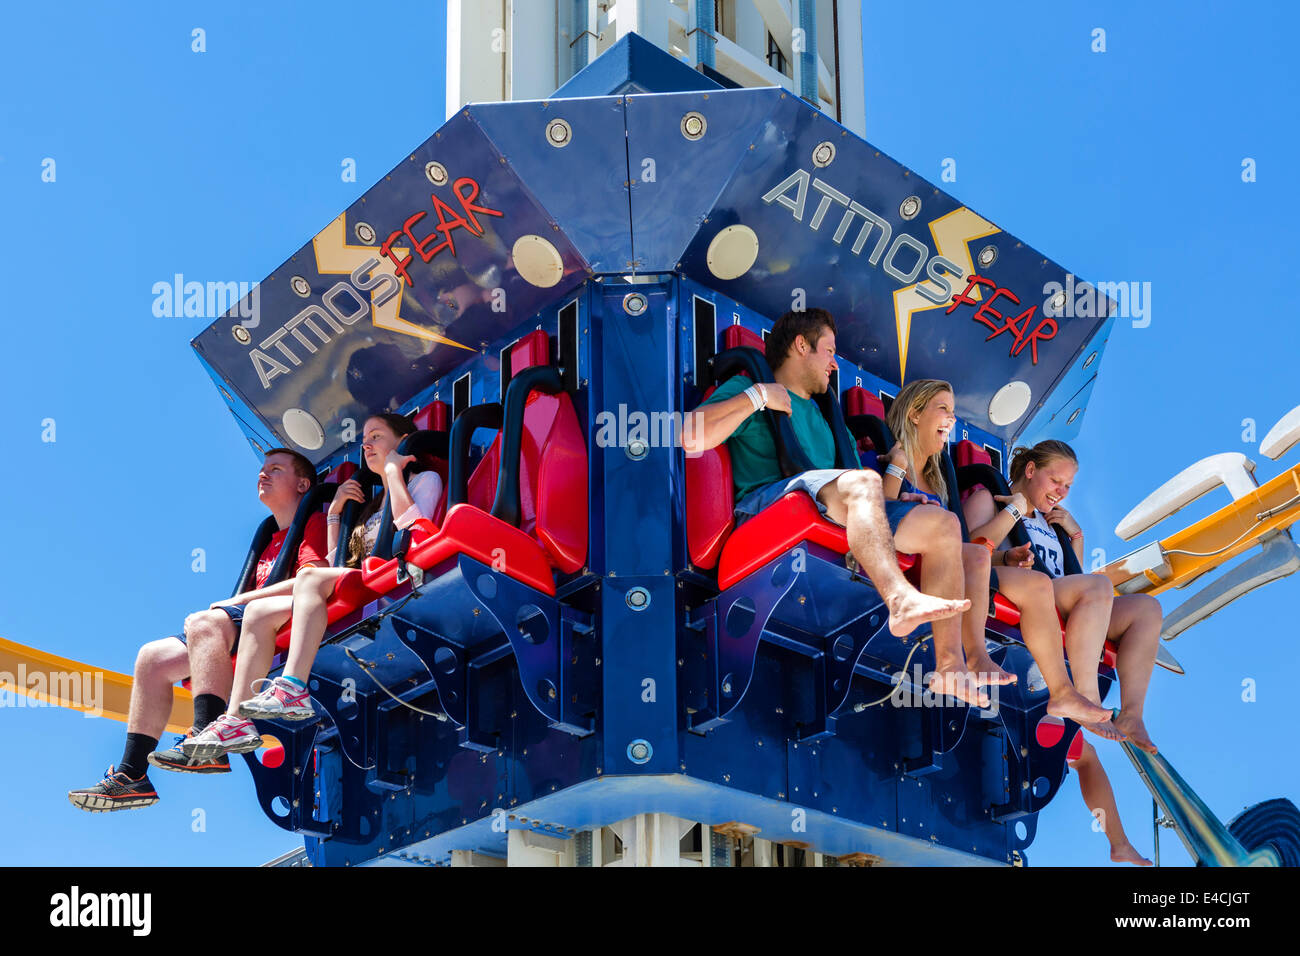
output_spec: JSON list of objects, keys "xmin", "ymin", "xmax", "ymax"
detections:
[
  {"xmin": 1019, "ymin": 315, "xmax": 1116, "ymax": 445},
  {"xmin": 467, "ymin": 97, "xmax": 634, "ymax": 273},
  {"xmin": 626, "ymin": 89, "xmax": 782, "ymax": 272},
  {"xmin": 552, "ymin": 32, "xmax": 722, "ymax": 99},
  {"xmin": 593, "ymin": 279, "xmax": 677, "ymax": 573},
  {"xmin": 192, "ymin": 109, "xmax": 589, "ymax": 466}
]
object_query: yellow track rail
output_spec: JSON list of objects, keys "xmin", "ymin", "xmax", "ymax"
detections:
[
  {"xmin": 0, "ymin": 636, "xmax": 193, "ymax": 735},
  {"xmin": 1106, "ymin": 462, "xmax": 1300, "ymax": 596}
]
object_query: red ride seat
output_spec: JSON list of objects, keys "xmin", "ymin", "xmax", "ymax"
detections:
[{"xmin": 688, "ymin": 450, "xmax": 916, "ymax": 589}]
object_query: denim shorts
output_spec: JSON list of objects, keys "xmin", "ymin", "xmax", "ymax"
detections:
[
  {"xmin": 734, "ymin": 469, "xmax": 852, "ymax": 526},
  {"xmin": 176, "ymin": 603, "xmax": 243, "ymax": 656}
]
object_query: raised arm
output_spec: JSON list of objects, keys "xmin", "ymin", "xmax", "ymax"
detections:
[
  {"xmin": 681, "ymin": 380, "xmax": 791, "ymax": 455},
  {"xmin": 325, "ymin": 477, "xmax": 365, "ymax": 564},
  {"xmin": 878, "ymin": 444, "xmax": 908, "ymax": 500}
]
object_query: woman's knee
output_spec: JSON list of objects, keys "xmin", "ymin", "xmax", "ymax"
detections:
[
  {"xmin": 906, "ymin": 505, "xmax": 961, "ymax": 549},
  {"xmin": 1008, "ymin": 567, "xmax": 1053, "ymax": 605},
  {"xmin": 963, "ymin": 542, "xmax": 992, "ymax": 571},
  {"xmin": 294, "ymin": 566, "xmax": 333, "ymax": 596},
  {"xmin": 1086, "ymin": 572, "xmax": 1115, "ymax": 604},
  {"xmin": 243, "ymin": 602, "xmax": 289, "ymax": 632},
  {"xmin": 1135, "ymin": 593, "xmax": 1162, "ymax": 625}
]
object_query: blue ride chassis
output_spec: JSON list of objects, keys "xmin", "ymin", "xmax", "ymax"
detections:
[{"xmin": 238, "ymin": 538, "xmax": 1112, "ymax": 867}]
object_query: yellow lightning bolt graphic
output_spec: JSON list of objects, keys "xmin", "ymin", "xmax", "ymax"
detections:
[
  {"xmin": 312, "ymin": 213, "xmax": 474, "ymax": 351},
  {"xmin": 893, "ymin": 207, "xmax": 1000, "ymax": 383}
]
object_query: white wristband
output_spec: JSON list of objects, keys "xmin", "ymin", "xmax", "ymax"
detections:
[
  {"xmin": 743, "ymin": 384, "xmax": 765, "ymax": 413},
  {"xmin": 756, "ymin": 382, "xmax": 768, "ymax": 409},
  {"xmin": 885, "ymin": 463, "xmax": 906, "ymax": 481},
  {"xmin": 1004, "ymin": 503, "xmax": 1023, "ymax": 522}
]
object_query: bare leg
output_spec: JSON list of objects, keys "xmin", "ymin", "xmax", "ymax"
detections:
[
  {"xmin": 959, "ymin": 543, "xmax": 1015, "ymax": 685},
  {"xmin": 1070, "ymin": 740, "xmax": 1152, "ymax": 865},
  {"xmin": 1051, "ymin": 574, "xmax": 1123, "ymax": 741},
  {"xmin": 284, "ymin": 567, "xmax": 355, "ymax": 684},
  {"xmin": 126, "ymin": 637, "xmax": 194, "ymax": 739},
  {"xmin": 817, "ymin": 472, "xmax": 969, "ymax": 636},
  {"xmin": 891, "ymin": 505, "xmax": 986, "ymax": 708},
  {"xmin": 996, "ymin": 566, "xmax": 1113, "ymax": 727},
  {"xmin": 225, "ymin": 595, "xmax": 295, "ymax": 715},
  {"xmin": 1108, "ymin": 594, "xmax": 1161, "ymax": 754},
  {"xmin": 184, "ymin": 609, "xmax": 239, "ymax": 705}
]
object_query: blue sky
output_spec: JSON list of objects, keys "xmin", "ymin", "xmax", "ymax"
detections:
[{"xmin": 0, "ymin": 0, "xmax": 1295, "ymax": 866}]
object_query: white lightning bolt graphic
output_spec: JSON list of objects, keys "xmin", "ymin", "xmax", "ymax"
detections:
[
  {"xmin": 312, "ymin": 213, "xmax": 473, "ymax": 351},
  {"xmin": 893, "ymin": 207, "xmax": 1000, "ymax": 383}
]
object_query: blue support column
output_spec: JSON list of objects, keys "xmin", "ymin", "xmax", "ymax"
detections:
[{"xmin": 593, "ymin": 279, "xmax": 680, "ymax": 775}]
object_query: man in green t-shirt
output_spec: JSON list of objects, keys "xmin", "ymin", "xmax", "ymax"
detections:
[{"xmin": 687, "ymin": 308, "xmax": 987, "ymax": 707}]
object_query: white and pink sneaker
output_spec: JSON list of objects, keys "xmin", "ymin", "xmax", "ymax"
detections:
[
  {"xmin": 181, "ymin": 715, "xmax": 263, "ymax": 760},
  {"xmin": 238, "ymin": 677, "xmax": 316, "ymax": 722}
]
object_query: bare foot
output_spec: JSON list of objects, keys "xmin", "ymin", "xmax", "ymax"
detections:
[
  {"xmin": 965, "ymin": 651, "xmax": 1018, "ymax": 686},
  {"xmin": 885, "ymin": 588, "xmax": 971, "ymax": 637},
  {"xmin": 927, "ymin": 668, "xmax": 990, "ymax": 708},
  {"xmin": 1082, "ymin": 718, "xmax": 1128, "ymax": 743},
  {"xmin": 1113, "ymin": 711, "xmax": 1157, "ymax": 754},
  {"xmin": 1046, "ymin": 689, "xmax": 1114, "ymax": 727},
  {"xmin": 1111, "ymin": 843, "xmax": 1153, "ymax": 866}
]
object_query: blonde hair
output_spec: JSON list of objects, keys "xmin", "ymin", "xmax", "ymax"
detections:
[{"xmin": 886, "ymin": 379, "xmax": 953, "ymax": 504}]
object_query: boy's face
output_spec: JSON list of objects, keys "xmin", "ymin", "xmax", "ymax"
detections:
[{"xmin": 257, "ymin": 453, "xmax": 308, "ymax": 510}]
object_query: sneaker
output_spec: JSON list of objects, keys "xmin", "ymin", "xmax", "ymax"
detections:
[
  {"xmin": 148, "ymin": 728, "xmax": 232, "ymax": 774},
  {"xmin": 68, "ymin": 766, "xmax": 159, "ymax": 812},
  {"xmin": 238, "ymin": 677, "xmax": 316, "ymax": 722},
  {"xmin": 180, "ymin": 714, "xmax": 263, "ymax": 761}
]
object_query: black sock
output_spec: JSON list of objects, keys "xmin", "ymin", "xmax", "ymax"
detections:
[
  {"xmin": 192, "ymin": 693, "xmax": 226, "ymax": 732},
  {"xmin": 119, "ymin": 733, "xmax": 158, "ymax": 780}
]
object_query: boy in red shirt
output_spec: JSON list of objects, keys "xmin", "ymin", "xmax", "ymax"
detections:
[{"xmin": 68, "ymin": 448, "xmax": 328, "ymax": 811}]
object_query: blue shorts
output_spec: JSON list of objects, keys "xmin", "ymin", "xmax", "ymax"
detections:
[
  {"xmin": 734, "ymin": 469, "xmax": 851, "ymax": 526},
  {"xmin": 175, "ymin": 604, "xmax": 243, "ymax": 656},
  {"xmin": 884, "ymin": 498, "xmax": 923, "ymax": 535}
]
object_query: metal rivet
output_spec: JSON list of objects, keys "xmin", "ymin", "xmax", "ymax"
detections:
[
  {"xmin": 290, "ymin": 276, "xmax": 311, "ymax": 297},
  {"xmin": 899, "ymin": 195, "xmax": 921, "ymax": 220}
]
